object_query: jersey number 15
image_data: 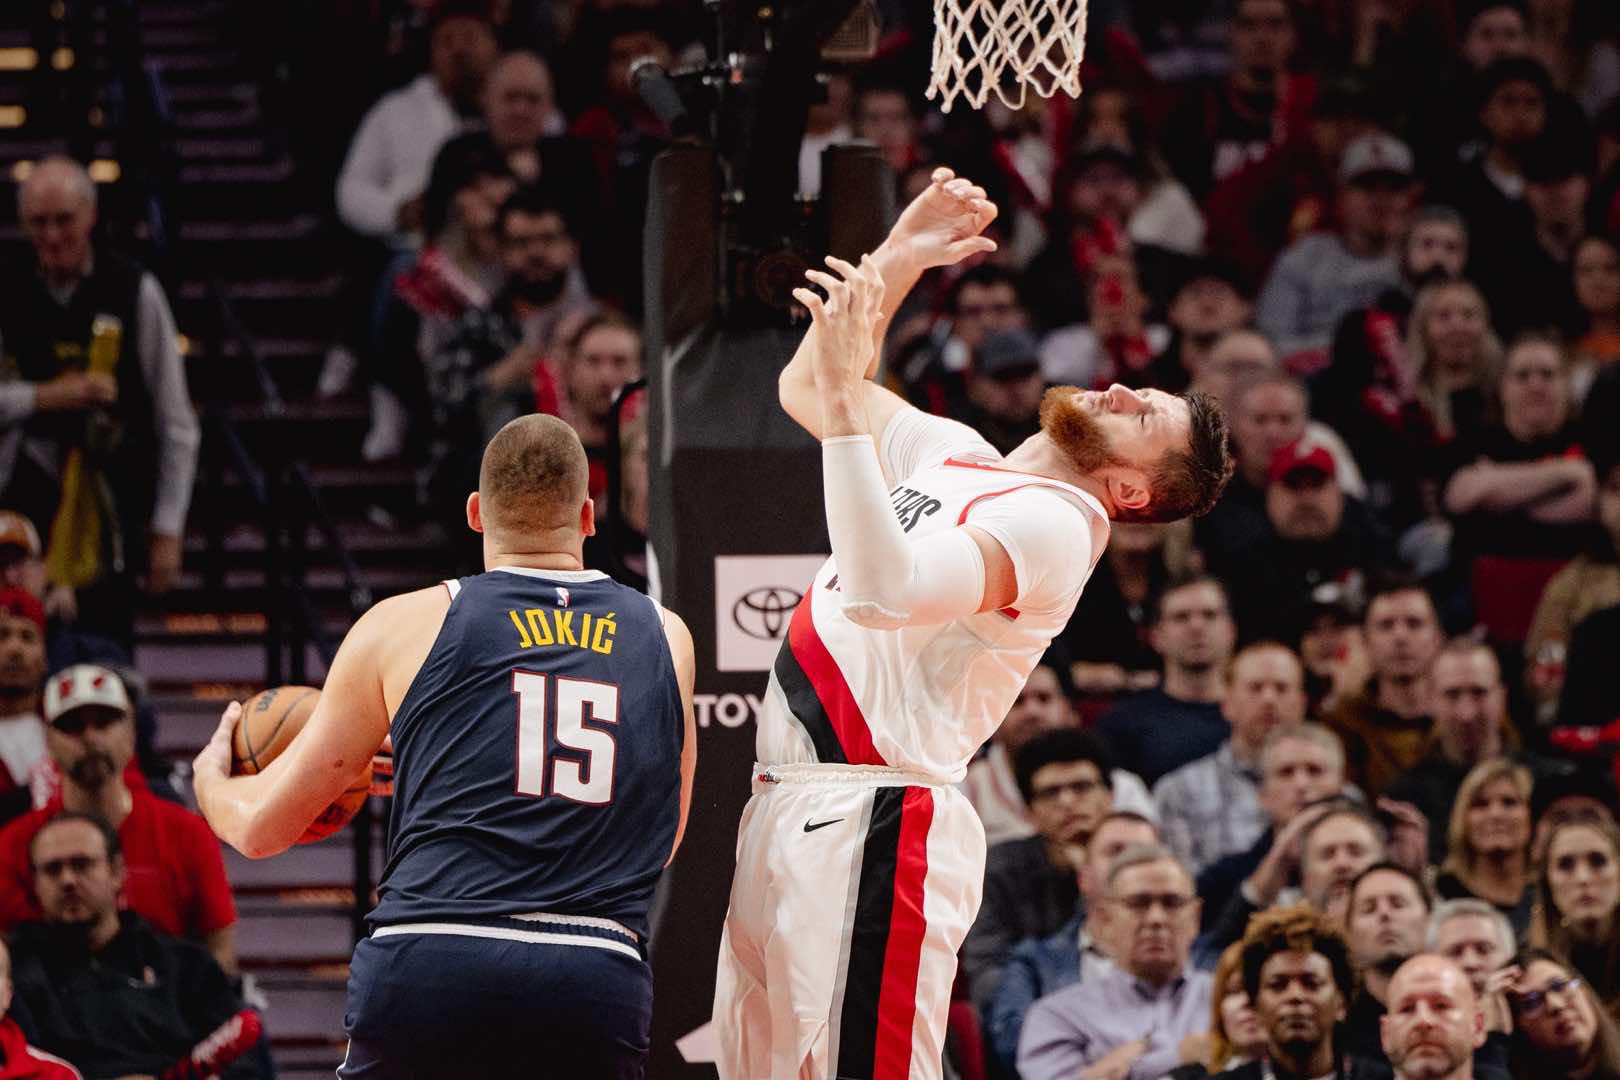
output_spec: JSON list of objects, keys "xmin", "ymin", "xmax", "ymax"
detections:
[{"xmin": 511, "ymin": 671, "xmax": 619, "ymax": 804}]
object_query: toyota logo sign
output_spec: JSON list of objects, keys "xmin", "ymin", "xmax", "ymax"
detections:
[
  {"xmin": 714, "ymin": 555, "xmax": 828, "ymax": 672},
  {"xmin": 732, "ymin": 586, "xmax": 802, "ymax": 641}
]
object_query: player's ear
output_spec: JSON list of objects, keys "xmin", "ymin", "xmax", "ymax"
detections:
[
  {"xmin": 1107, "ymin": 470, "xmax": 1151, "ymax": 514},
  {"xmin": 467, "ymin": 492, "xmax": 485, "ymax": 534},
  {"xmin": 580, "ymin": 497, "xmax": 596, "ymax": 538}
]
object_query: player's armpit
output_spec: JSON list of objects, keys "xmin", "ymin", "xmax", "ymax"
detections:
[{"xmin": 962, "ymin": 525, "xmax": 1019, "ymax": 613}]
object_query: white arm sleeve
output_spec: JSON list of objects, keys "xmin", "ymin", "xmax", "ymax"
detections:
[
  {"xmin": 823, "ymin": 435, "xmax": 985, "ymax": 629},
  {"xmin": 876, "ymin": 406, "xmax": 998, "ymax": 487}
]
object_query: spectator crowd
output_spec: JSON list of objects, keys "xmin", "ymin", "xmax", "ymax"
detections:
[{"xmin": 1, "ymin": 0, "xmax": 1620, "ymax": 1076}]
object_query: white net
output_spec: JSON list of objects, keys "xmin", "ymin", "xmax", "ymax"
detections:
[{"xmin": 926, "ymin": 0, "xmax": 1089, "ymax": 113}]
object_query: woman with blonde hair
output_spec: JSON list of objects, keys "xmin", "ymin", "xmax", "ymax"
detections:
[
  {"xmin": 1406, "ymin": 278, "xmax": 1502, "ymax": 442},
  {"xmin": 1164, "ymin": 942, "xmax": 1265, "ymax": 1079},
  {"xmin": 1530, "ymin": 815, "xmax": 1620, "ymax": 1017},
  {"xmin": 1436, "ymin": 758, "xmax": 1536, "ymax": 934}
]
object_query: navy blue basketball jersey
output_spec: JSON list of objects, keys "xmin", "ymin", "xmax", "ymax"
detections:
[{"xmin": 369, "ymin": 567, "xmax": 683, "ymax": 939}]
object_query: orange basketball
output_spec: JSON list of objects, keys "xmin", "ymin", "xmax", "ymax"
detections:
[{"xmin": 231, "ymin": 685, "xmax": 368, "ymax": 844}]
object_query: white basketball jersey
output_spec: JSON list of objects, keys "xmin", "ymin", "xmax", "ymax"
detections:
[{"xmin": 756, "ymin": 410, "xmax": 1110, "ymax": 781}]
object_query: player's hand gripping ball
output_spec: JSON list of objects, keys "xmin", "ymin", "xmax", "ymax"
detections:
[{"xmin": 230, "ymin": 685, "xmax": 371, "ymax": 844}]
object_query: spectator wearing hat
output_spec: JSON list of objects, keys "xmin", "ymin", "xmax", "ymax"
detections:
[
  {"xmin": 1298, "ymin": 583, "xmax": 1365, "ymax": 714},
  {"xmin": 1204, "ymin": 74, "xmax": 1381, "ymax": 290},
  {"xmin": 0, "ymin": 665, "xmax": 236, "ymax": 974},
  {"xmin": 1224, "ymin": 436, "xmax": 1395, "ymax": 646},
  {"xmin": 0, "ymin": 589, "xmax": 46, "ymax": 828},
  {"xmin": 0, "ymin": 510, "xmax": 131, "ymax": 677},
  {"xmin": 1194, "ymin": 342, "xmax": 1367, "ymax": 579},
  {"xmin": 1161, "ymin": 0, "xmax": 1316, "ymax": 201},
  {"xmin": 1256, "ymin": 131, "xmax": 1417, "ymax": 366},
  {"xmin": 1318, "ymin": 207, "xmax": 1469, "ymax": 533},
  {"xmin": 959, "ymin": 328, "xmax": 1046, "ymax": 454}
]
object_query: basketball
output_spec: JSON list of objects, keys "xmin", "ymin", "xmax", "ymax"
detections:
[{"xmin": 232, "ymin": 685, "xmax": 368, "ymax": 844}]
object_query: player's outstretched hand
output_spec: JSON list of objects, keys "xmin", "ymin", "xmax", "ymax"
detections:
[
  {"xmin": 192, "ymin": 701, "xmax": 240, "ymax": 799},
  {"xmin": 794, "ymin": 254, "xmax": 886, "ymax": 392},
  {"xmin": 884, "ymin": 167, "xmax": 998, "ymax": 272}
]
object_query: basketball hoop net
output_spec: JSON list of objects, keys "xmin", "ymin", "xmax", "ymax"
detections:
[{"xmin": 926, "ymin": 0, "xmax": 1088, "ymax": 112}]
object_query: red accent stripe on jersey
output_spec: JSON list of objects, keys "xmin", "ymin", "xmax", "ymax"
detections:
[
  {"xmin": 955, "ymin": 482, "xmax": 1052, "ymax": 525},
  {"xmin": 942, "ymin": 455, "xmax": 1050, "ymax": 477},
  {"xmin": 787, "ymin": 586, "xmax": 887, "ymax": 767},
  {"xmin": 872, "ymin": 787, "xmax": 935, "ymax": 1079}
]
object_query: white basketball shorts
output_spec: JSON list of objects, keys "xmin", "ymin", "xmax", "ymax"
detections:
[{"xmin": 712, "ymin": 763, "xmax": 987, "ymax": 1080}]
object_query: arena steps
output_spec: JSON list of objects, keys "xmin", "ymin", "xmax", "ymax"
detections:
[{"xmin": 123, "ymin": 2, "xmax": 456, "ymax": 1068}]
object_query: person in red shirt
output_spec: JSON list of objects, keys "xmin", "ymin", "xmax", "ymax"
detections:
[{"xmin": 0, "ymin": 664, "xmax": 236, "ymax": 974}]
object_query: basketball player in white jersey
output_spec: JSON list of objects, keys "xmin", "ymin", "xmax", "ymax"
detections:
[{"xmin": 711, "ymin": 170, "xmax": 1232, "ymax": 1080}]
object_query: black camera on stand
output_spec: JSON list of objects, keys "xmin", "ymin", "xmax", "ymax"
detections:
[{"xmin": 634, "ymin": 0, "xmax": 888, "ymax": 331}]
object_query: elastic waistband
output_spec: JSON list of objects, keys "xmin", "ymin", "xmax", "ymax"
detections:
[
  {"xmin": 371, "ymin": 911, "xmax": 642, "ymax": 962},
  {"xmin": 752, "ymin": 761, "xmax": 947, "ymax": 793}
]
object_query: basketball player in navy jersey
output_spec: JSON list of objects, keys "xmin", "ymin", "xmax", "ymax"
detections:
[{"xmin": 191, "ymin": 414, "xmax": 696, "ymax": 1078}]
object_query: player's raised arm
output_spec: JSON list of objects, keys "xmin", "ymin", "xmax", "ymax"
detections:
[
  {"xmin": 795, "ymin": 256, "xmax": 1023, "ymax": 629},
  {"xmin": 778, "ymin": 167, "xmax": 998, "ymax": 441},
  {"xmin": 192, "ymin": 588, "xmax": 437, "ymax": 858}
]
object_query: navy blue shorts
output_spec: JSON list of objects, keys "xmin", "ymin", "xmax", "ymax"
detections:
[{"xmin": 338, "ymin": 917, "xmax": 652, "ymax": 1079}]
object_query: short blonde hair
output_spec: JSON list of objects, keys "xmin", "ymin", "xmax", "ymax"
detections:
[{"xmin": 478, "ymin": 414, "xmax": 589, "ymax": 534}]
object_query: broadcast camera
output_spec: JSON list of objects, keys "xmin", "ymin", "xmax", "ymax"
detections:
[{"xmin": 630, "ymin": 0, "xmax": 887, "ymax": 329}]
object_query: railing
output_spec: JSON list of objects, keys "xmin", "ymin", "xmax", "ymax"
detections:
[{"xmin": 112, "ymin": 15, "xmax": 381, "ymax": 941}]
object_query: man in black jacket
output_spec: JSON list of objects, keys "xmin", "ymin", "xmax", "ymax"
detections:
[{"xmin": 8, "ymin": 812, "xmax": 262, "ymax": 1079}]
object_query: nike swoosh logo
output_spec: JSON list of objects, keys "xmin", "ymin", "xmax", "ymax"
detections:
[{"xmin": 803, "ymin": 818, "xmax": 843, "ymax": 833}]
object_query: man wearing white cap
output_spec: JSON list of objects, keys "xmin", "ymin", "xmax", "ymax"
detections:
[
  {"xmin": 0, "ymin": 664, "xmax": 237, "ymax": 973},
  {"xmin": 1256, "ymin": 131, "xmax": 1419, "ymax": 363}
]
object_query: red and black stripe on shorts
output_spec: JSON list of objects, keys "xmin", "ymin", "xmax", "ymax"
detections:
[
  {"xmin": 832, "ymin": 785, "xmax": 935, "ymax": 1080},
  {"xmin": 773, "ymin": 585, "xmax": 888, "ymax": 767}
]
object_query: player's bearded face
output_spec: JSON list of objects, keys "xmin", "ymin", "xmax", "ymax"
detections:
[{"xmin": 1039, "ymin": 386, "xmax": 1122, "ymax": 473}]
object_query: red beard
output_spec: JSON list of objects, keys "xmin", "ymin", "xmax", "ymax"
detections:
[{"xmin": 1039, "ymin": 386, "xmax": 1119, "ymax": 474}]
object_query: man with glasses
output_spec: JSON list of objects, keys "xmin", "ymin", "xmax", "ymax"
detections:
[
  {"xmin": 961, "ymin": 728, "xmax": 1117, "ymax": 1015},
  {"xmin": 987, "ymin": 811, "xmax": 1163, "ymax": 1071},
  {"xmin": 0, "ymin": 664, "xmax": 236, "ymax": 973},
  {"xmin": 8, "ymin": 812, "xmax": 263, "ymax": 1078},
  {"xmin": 1018, "ymin": 845, "xmax": 1210, "ymax": 1080}
]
